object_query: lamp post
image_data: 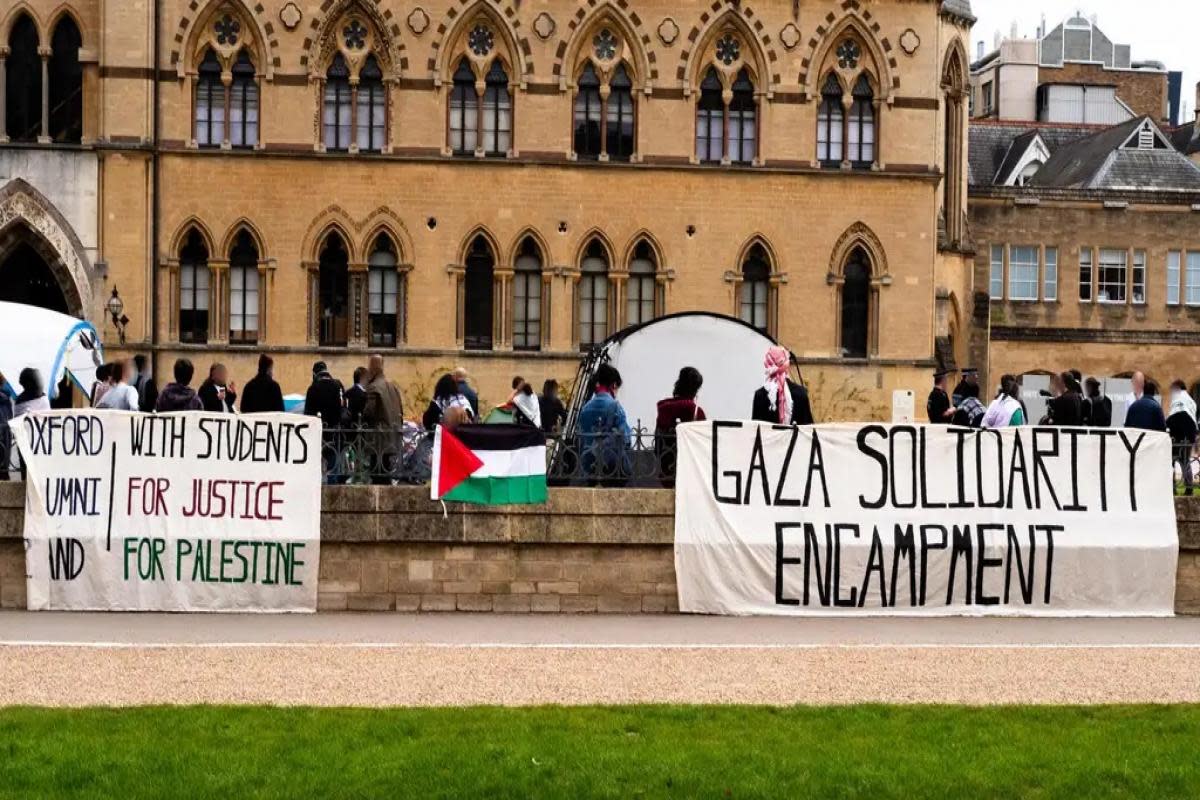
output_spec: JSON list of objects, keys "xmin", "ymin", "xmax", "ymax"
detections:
[{"xmin": 107, "ymin": 287, "xmax": 129, "ymax": 345}]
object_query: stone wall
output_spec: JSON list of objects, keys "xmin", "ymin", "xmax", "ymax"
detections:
[{"xmin": 4, "ymin": 481, "xmax": 1200, "ymax": 614}]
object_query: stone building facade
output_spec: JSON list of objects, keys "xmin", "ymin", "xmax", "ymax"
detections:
[
  {"xmin": 0, "ymin": 0, "xmax": 973, "ymax": 419},
  {"xmin": 969, "ymin": 116, "xmax": 1200, "ymax": 402}
]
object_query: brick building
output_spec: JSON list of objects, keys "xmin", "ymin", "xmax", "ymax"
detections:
[
  {"xmin": 0, "ymin": 0, "xmax": 974, "ymax": 421},
  {"xmin": 969, "ymin": 115, "xmax": 1200, "ymax": 409}
]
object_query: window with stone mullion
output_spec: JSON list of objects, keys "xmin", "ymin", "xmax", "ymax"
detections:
[
  {"xmin": 606, "ymin": 63, "xmax": 635, "ymax": 162},
  {"xmin": 195, "ymin": 49, "xmax": 225, "ymax": 147},
  {"xmin": 696, "ymin": 67, "xmax": 724, "ymax": 163},
  {"xmin": 229, "ymin": 49, "xmax": 258, "ymax": 149},
  {"xmin": 727, "ymin": 68, "xmax": 756, "ymax": 165},
  {"xmin": 356, "ymin": 55, "xmax": 386, "ymax": 153},
  {"xmin": 481, "ymin": 60, "xmax": 511, "ymax": 156},
  {"xmin": 323, "ymin": 54, "xmax": 352, "ymax": 152},
  {"xmin": 450, "ymin": 58, "xmax": 478, "ymax": 155},
  {"xmin": 573, "ymin": 63, "xmax": 603, "ymax": 160}
]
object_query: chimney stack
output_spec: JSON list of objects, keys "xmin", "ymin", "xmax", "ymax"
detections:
[{"xmin": 977, "ymin": 41, "xmax": 984, "ymax": 60}]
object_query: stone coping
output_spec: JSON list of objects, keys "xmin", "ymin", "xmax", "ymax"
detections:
[{"xmin": 2, "ymin": 482, "xmax": 1196, "ymax": 550}]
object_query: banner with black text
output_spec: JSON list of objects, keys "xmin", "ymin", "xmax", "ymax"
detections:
[
  {"xmin": 674, "ymin": 422, "xmax": 1178, "ymax": 616},
  {"xmin": 11, "ymin": 410, "xmax": 322, "ymax": 612}
]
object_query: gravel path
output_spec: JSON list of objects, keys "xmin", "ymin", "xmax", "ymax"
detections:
[{"xmin": 3, "ymin": 643, "xmax": 1200, "ymax": 707}]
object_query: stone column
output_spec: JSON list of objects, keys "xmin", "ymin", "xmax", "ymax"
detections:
[
  {"xmin": 348, "ymin": 263, "xmax": 368, "ymax": 348},
  {"xmin": 38, "ymin": 47, "xmax": 51, "ymax": 143}
]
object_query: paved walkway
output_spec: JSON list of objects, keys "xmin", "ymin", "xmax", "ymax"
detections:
[{"xmin": 2, "ymin": 613, "xmax": 1200, "ymax": 707}]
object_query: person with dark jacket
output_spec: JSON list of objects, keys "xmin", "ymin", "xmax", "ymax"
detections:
[
  {"xmin": 1125, "ymin": 381, "xmax": 1167, "ymax": 432},
  {"xmin": 539, "ymin": 379, "xmax": 567, "ymax": 434},
  {"xmin": 304, "ymin": 361, "xmax": 345, "ymax": 430},
  {"xmin": 1046, "ymin": 372, "xmax": 1084, "ymax": 427},
  {"xmin": 198, "ymin": 363, "xmax": 237, "ymax": 413},
  {"xmin": 345, "ymin": 367, "xmax": 368, "ymax": 425},
  {"xmin": 927, "ymin": 371, "xmax": 954, "ymax": 425},
  {"xmin": 0, "ymin": 371, "xmax": 13, "ymax": 481},
  {"xmin": 133, "ymin": 354, "xmax": 158, "ymax": 413},
  {"xmin": 655, "ymin": 367, "xmax": 707, "ymax": 486},
  {"xmin": 1167, "ymin": 380, "xmax": 1198, "ymax": 495},
  {"xmin": 240, "ymin": 355, "xmax": 285, "ymax": 413},
  {"xmin": 952, "ymin": 368, "xmax": 980, "ymax": 403},
  {"xmin": 155, "ymin": 359, "xmax": 204, "ymax": 412},
  {"xmin": 1082, "ymin": 377, "xmax": 1112, "ymax": 427},
  {"xmin": 752, "ymin": 346, "xmax": 814, "ymax": 426},
  {"xmin": 453, "ymin": 367, "xmax": 479, "ymax": 419},
  {"xmin": 423, "ymin": 373, "xmax": 473, "ymax": 431}
]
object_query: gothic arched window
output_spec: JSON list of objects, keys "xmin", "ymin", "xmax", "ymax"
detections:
[
  {"xmin": 626, "ymin": 241, "xmax": 658, "ymax": 327},
  {"xmin": 512, "ymin": 237, "xmax": 543, "ymax": 351},
  {"xmin": 696, "ymin": 67, "xmax": 724, "ymax": 163},
  {"xmin": 482, "ymin": 59, "xmax": 512, "ymax": 156},
  {"xmin": 318, "ymin": 232, "xmax": 350, "ymax": 346},
  {"xmin": 579, "ymin": 240, "xmax": 610, "ymax": 348},
  {"xmin": 573, "ymin": 62, "xmax": 603, "ymax": 159},
  {"xmin": 368, "ymin": 235, "xmax": 401, "ymax": 347},
  {"xmin": 607, "ymin": 63, "xmax": 635, "ymax": 162},
  {"xmin": 5, "ymin": 14, "xmax": 41, "ymax": 142},
  {"xmin": 228, "ymin": 230, "xmax": 260, "ymax": 344},
  {"xmin": 817, "ymin": 73, "xmax": 844, "ymax": 167},
  {"xmin": 840, "ymin": 247, "xmax": 871, "ymax": 358},
  {"xmin": 323, "ymin": 54, "xmax": 352, "ymax": 152},
  {"xmin": 848, "ymin": 75, "xmax": 875, "ymax": 167},
  {"xmin": 464, "ymin": 236, "xmax": 496, "ymax": 350},
  {"xmin": 195, "ymin": 49, "xmax": 225, "ymax": 147},
  {"xmin": 449, "ymin": 58, "xmax": 478, "ymax": 155},
  {"xmin": 357, "ymin": 54, "xmax": 386, "ymax": 152},
  {"xmin": 739, "ymin": 244, "xmax": 770, "ymax": 332},
  {"xmin": 229, "ymin": 49, "xmax": 259, "ymax": 148},
  {"xmin": 728, "ymin": 68, "xmax": 757, "ymax": 165},
  {"xmin": 48, "ymin": 17, "xmax": 83, "ymax": 143},
  {"xmin": 179, "ymin": 230, "xmax": 211, "ymax": 344}
]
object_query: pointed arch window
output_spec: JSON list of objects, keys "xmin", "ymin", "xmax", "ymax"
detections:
[
  {"xmin": 626, "ymin": 241, "xmax": 658, "ymax": 326},
  {"xmin": 48, "ymin": 17, "xmax": 83, "ymax": 143},
  {"xmin": 323, "ymin": 54, "xmax": 352, "ymax": 152},
  {"xmin": 5, "ymin": 14, "xmax": 41, "ymax": 142},
  {"xmin": 318, "ymin": 233, "xmax": 350, "ymax": 346},
  {"xmin": 228, "ymin": 230, "xmax": 260, "ymax": 344},
  {"xmin": 357, "ymin": 55, "xmax": 386, "ymax": 153},
  {"xmin": 817, "ymin": 73, "xmax": 844, "ymax": 167},
  {"xmin": 464, "ymin": 236, "xmax": 496, "ymax": 350},
  {"xmin": 573, "ymin": 63, "xmax": 603, "ymax": 159},
  {"xmin": 579, "ymin": 240, "xmax": 610, "ymax": 348},
  {"xmin": 368, "ymin": 235, "xmax": 401, "ymax": 347},
  {"xmin": 513, "ymin": 237, "xmax": 543, "ymax": 351},
  {"xmin": 195, "ymin": 49, "xmax": 225, "ymax": 147},
  {"xmin": 739, "ymin": 244, "xmax": 770, "ymax": 333},
  {"xmin": 848, "ymin": 75, "xmax": 875, "ymax": 167},
  {"xmin": 696, "ymin": 67, "xmax": 724, "ymax": 163},
  {"xmin": 449, "ymin": 58, "xmax": 478, "ymax": 155},
  {"xmin": 482, "ymin": 60, "xmax": 512, "ymax": 156},
  {"xmin": 727, "ymin": 69, "xmax": 757, "ymax": 165},
  {"xmin": 179, "ymin": 230, "xmax": 211, "ymax": 344},
  {"xmin": 607, "ymin": 64, "xmax": 635, "ymax": 161},
  {"xmin": 840, "ymin": 248, "xmax": 871, "ymax": 359},
  {"xmin": 229, "ymin": 49, "xmax": 259, "ymax": 148}
]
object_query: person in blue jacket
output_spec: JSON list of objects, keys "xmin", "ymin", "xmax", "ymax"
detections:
[{"xmin": 578, "ymin": 363, "xmax": 632, "ymax": 486}]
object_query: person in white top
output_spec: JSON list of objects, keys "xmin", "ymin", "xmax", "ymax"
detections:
[
  {"xmin": 13, "ymin": 368, "xmax": 51, "ymax": 417},
  {"xmin": 96, "ymin": 360, "xmax": 140, "ymax": 411}
]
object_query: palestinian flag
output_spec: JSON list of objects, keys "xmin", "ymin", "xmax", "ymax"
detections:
[{"xmin": 431, "ymin": 424, "xmax": 548, "ymax": 505}]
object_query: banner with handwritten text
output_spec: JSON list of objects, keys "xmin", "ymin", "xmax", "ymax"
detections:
[
  {"xmin": 674, "ymin": 422, "xmax": 1178, "ymax": 617},
  {"xmin": 10, "ymin": 410, "xmax": 322, "ymax": 612}
]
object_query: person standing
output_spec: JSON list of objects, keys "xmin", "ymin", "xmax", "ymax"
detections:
[
  {"xmin": 578, "ymin": 364, "xmax": 632, "ymax": 486},
  {"xmin": 982, "ymin": 375, "xmax": 1026, "ymax": 428},
  {"xmin": 240, "ymin": 355, "xmax": 285, "ymax": 414},
  {"xmin": 423, "ymin": 374, "xmax": 473, "ymax": 431},
  {"xmin": 344, "ymin": 367, "xmax": 368, "ymax": 425},
  {"xmin": 655, "ymin": 367, "xmax": 707, "ymax": 486},
  {"xmin": 96, "ymin": 360, "xmax": 140, "ymax": 411},
  {"xmin": 453, "ymin": 367, "xmax": 479, "ymax": 419},
  {"xmin": 511, "ymin": 382, "xmax": 542, "ymax": 428},
  {"xmin": 0, "ymin": 371, "xmax": 13, "ymax": 481},
  {"xmin": 133, "ymin": 354, "xmax": 158, "ymax": 413},
  {"xmin": 90, "ymin": 363, "xmax": 113, "ymax": 407},
  {"xmin": 155, "ymin": 359, "xmax": 204, "ymax": 412},
  {"xmin": 1168, "ymin": 380, "xmax": 1198, "ymax": 495},
  {"xmin": 1083, "ymin": 378, "xmax": 1112, "ymax": 427},
  {"xmin": 952, "ymin": 368, "xmax": 980, "ymax": 403},
  {"xmin": 198, "ymin": 363, "xmax": 237, "ymax": 413},
  {"xmin": 304, "ymin": 361, "xmax": 345, "ymax": 430},
  {"xmin": 1125, "ymin": 381, "xmax": 1166, "ymax": 432},
  {"xmin": 363, "ymin": 354, "xmax": 405, "ymax": 485},
  {"xmin": 927, "ymin": 371, "xmax": 955, "ymax": 425},
  {"xmin": 1046, "ymin": 372, "xmax": 1084, "ymax": 427},
  {"xmin": 539, "ymin": 379, "xmax": 567, "ymax": 434},
  {"xmin": 751, "ymin": 346, "xmax": 814, "ymax": 426}
]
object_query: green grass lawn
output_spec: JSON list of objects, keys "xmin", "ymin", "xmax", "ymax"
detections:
[{"xmin": 2, "ymin": 705, "xmax": 1198, "ymax": 799}]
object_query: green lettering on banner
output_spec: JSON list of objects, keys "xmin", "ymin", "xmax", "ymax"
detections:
[
  {"xmin": 191, "ymin": 539, "xmax": 208, "ymax": 582},
  {"xmin": 289, "ymin": 543, "xmax": 305, "ymax": 587},
  {"xmin": 123, "ymin": 538, "xmax": 136, "ymax": 581},
  {"xmin": 220, "ymin": 540, "xmax": 236, "ymax": 583},
  {"xmin": 176, "ymin": 540, "xmax": 193, "ymax": 582}
]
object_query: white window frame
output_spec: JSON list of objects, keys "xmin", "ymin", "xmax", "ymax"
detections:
[
  {"xmin": 989, "ymin": 244, "xmax": 1004, "ymax": 301},
  {"xmin": 1187, "ymin": 251, "xmax": 1200, "ymax": 307},
  {"xmin": 1079, "ymin": 247, "xmax": 1093, "ymax": 302},
  {"xmin": 1132, "ymin": 249, "xmax": 1146, "ymax": 305},
  {"xmin": 1008, "ymin": 245, "xmax": 1039, "ymax": 302},
  {"xmin": 1044, "ymin": 247, "xmax": 1058, "ymax": 302},
  {"xmin": 1168, "ymin": 251, "xmax": 1181, "ymax": 306},
  {"xmin": 1097, "ymin": 248, "xmax": 1127, "ymax": 304}
]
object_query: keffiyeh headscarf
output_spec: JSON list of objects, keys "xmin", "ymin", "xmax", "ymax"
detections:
[{"xmin": 763, "ymin": 346, "xmax": 791, "ymax": 424}]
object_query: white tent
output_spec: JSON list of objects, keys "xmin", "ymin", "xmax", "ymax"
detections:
[{"xmin": 0, "ymin": 301, "xmax": 103, "ymax": 399}]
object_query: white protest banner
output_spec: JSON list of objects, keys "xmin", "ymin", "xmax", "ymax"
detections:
[
  {"xmin": 10, "ymin": 410, "xmax": 323, "ymax": 612},
  {"xmin": 675, "ymin": 422, "xmax": 1178, "ymax": 617}
]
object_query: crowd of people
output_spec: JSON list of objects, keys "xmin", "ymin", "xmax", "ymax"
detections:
[{"xmin": 928, "ymin": 367, "xmax": 1199, "ymax": 494}]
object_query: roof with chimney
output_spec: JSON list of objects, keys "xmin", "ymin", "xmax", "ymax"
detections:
[{"xmin": 970, "ymin": 117, "xmax": 1200, "ymax": 194}]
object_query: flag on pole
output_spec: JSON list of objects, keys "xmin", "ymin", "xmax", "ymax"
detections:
[{"xmin": 431, "ymin": 424, "xmax": 549, "ymax": 505}]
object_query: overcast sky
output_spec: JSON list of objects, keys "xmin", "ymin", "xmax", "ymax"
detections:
[{"xmin": 971, "ymin": 0, "xmax": 1200, "ymax": 125}]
